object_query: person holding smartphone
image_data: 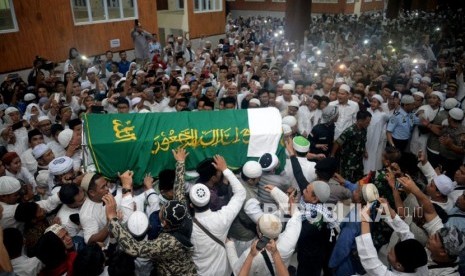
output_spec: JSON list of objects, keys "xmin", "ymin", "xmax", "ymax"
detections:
[
  {"xmin": 226, "ymin": 188, "xmax": 301, "ymax": 276},
  {"xmin": 131, "ymin": 20, "xmax": 153, "ymax": 66}
]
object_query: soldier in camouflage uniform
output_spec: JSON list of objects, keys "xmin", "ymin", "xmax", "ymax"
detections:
[
  {"xmin": 104, "ymin": 148, "xmax": 197, "ymax": 276},
  {"xmin": 331, "ymin": 111, "xmax": 372, "ymax": 183}
]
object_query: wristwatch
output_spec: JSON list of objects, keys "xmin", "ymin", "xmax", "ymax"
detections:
[{"xmin": 122, "ymin": 188, "xmax": 132, "ymax": 194}]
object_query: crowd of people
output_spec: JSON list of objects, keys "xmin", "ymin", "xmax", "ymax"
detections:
[{"xmin": 1, "ymin": 5, "xmax": 465, "ymax": 276}]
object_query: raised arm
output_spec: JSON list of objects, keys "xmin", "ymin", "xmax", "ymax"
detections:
[
  {"xmin": 397, "ymin": 176, "xmax": 437, "ymax": 224},
  {"xmin": 104, "ymin": 194, "xmax": 163, "ymax": 259},
  {"xmin": 385, "ymin": 168, "xmax": 407, "ymax": 219},
  {"xmin": 285, "ymin": 138, "xmax": 309, "ymax": 192},
  {"xmin": 172, "ymin": 148, "xmax": 189, "ymax": 203}
]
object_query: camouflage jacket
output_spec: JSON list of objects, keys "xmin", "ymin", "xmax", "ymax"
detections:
[{"xmin": 109, "ymin": 160, "xmax": 197, "ymax": 275}]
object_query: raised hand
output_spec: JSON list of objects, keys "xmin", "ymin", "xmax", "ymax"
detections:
[
  {"xmin": 172, "ymin": 148, "xmax": 189, "ymax": 162},
  {"xmin": 212, "ymin": 154, "xmax": 227, "ymax": 171}
]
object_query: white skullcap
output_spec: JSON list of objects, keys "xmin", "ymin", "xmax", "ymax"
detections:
[
  {"xmin": 258, "ymin": 214, "xmax": 282, "ymax": 239},
  {"xmin": 138, "ymin": 109, "xmax": 150, "ymax": 113},
  {"xmin": 242, "ymin": 161, "xmax": 262, "ymax": 179},
  {"xmin": 282, "ymin": 84, "xmax": 294, "ymax": 91},
  {"xmin": 5, "ymin": 107, "xmax": 19, "ymax": 115},
  {"xmin": 444, "ymin": 98, "xmax": 459, "ymax": 110},
  {"xmin": 339, "ymin": 84, "xmax": 351, "ymax": 93},
  {"xmin": 180, "ymin": 85, "xmax": 190, "ymax": 91},
  {"xmin": 36, "ymin": 170, "xmax": 50, "ymax": 188},
  {"xmin": 282, "ymin": 116, "xmax": 297, "ymax": 127},
  {"xmin": 401, "ymin": 95, "xmax": 415, "ymax": 104},
  {"xmin": 38, "ymin": 115, "xmax": 50, "ymax": 123},
  {"xmin": 24, "ymin": 93, "xmax": 36, "ymax": 102},
  {"xmin": 189, "ymin": 183, "xmax": 211, "ymax": 207},
  {"xmin": 412, "ymin": 91, "xmax": 425, "ymax": 98},
  {"xmin": 131, "ymin": 97, "xmax": 141, "ymax": 106},
  {"xmin": 362, "ymin": 184, "xmax": 380, "ymax": 203},
  {"xmin": 87, "ymin": 67, "xmax": 98, "ymax": 74},
  {"xmin": 127, "ymin": 211, "xmax": 149, "ymax": 237},
  {"xmin": 322, "ymin": 105, "xmax": 339, "ymax": 123},
  {"xmin": 412, "ymin": 73, "xmax": 422, "ymax": 80},
  {"xmin": 431, "ymin": 91, "xmax": 444, "ymax": 102},
  {"xmin": 45, "ymin": 224, "xmax": 65, "ymax": 236},
  {"xmin": 32, "ymin": 143, "xmax": 50, "ymax": 159},
  {"xmin": 421, "ymin": 76, "xmax": 431, "ymax": 83},
  {"xmin": 135, "ymin": 70, "xmax": 146, "ymax": 76},
  {"xmin": 249, "ymin": 98, "xmax": 261, "ymax": 107},
  {"xmin": 258, "ymin": 153, "xmax": 279, "ymax": 172},
  {"xmin": 449, "ymin": 108, "xmax": 464, "ymax": 121},
  {"xmin": 80, "ymin": 172, "xmax": 96, "ymax": 192},
  {"xmin": 277, "ymin": 80, "xmax": 285, "ymax": 86},
  {"xmin": 293, "ymin": 136, "xmax": 310, "ymax": 153},
  {"xmin": 0, "ymin": 176, "xmax": 21, "ymax": 195},
  {"xmin": 48, "ymin": 156, "xmax": 73, "ymax": 176},
  {"xmin": 58, "ymin": 129, "xmax": 74, "ymax": 148},
  {"xmin": 312, "ymin": 181, "xmax": 330, "ymax": 203},
  {"xmin": 433, "ymin": 175, "xmax": 455, "ymax": 196},
  {"xmin": 371, "ymin": 94, "xmax": 384, "ymax": 104},
  {"xmin": 282, "ymin": 124, "xmax": 292, "ymax": 135},
  {"xmin": 288, "ymin": 100, "xmax": 299, "ymax": 108},
  {"xmin": 115, "ymin": 78, "xmax": 126, "ymax": 88},
  {"xmin": 335, "ymin": 77, "xmax": 345, "ymax": 83}
]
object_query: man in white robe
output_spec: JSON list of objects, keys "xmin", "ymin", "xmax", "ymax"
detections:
[
  {"xmin": 297, "ymin": 96, "xmax": 322, "ymax": 137},
  {"xmin": 409, "ymin": 91, "xmax": 443, "ymax": 155},
  {"xmin": 364, "ymin": 95, "xmax": 390, "ymax": 174}
]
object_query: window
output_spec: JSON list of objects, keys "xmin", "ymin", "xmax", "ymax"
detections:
[
  {"xmin": 272, "ymin": 0, "xmax": 286, "ymax": 2},
  {"xmin": 0, "ymin": 0, "xmax": 18, "ymax": 33},
  {"xmin": 313, "ymin": 0, "xmax": 338, "ymax": 3},
  {"xmin": 194, "ymin": 0, "xmax": 222, "ymax": 12},
  {"xmin": 365, "ymin": 0, "xmax": 372, "ymax": 2},
  {"xmin": 71, "ymin": 0, "xmax": 138, "ymax": 25},
  {"xmin": 177, "ymin": 0, "xmax": 184, "ymax": 9}
]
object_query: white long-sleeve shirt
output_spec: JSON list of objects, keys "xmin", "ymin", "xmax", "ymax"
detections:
[
  {"xmin": 191, "ymin": 168, "xmax": 246, "ymax": 276},
  {"xmin": 284, "ymin": 156, "xmax": 317, "ymax": 190},
  {"xmin": 226, "ymin": 188, "xmax": 302, "ymax": 276},
  {"xmin": 10, "ymin": 255, "xmax": 43, "ymax": 276},
  {"xmin": 328, "ymin": 99, "xmax": 359, "ymax": 140},
  {"xmin": 56, "ymin": 204, "xmax": 82, "ymax": 237},
  {"xmin": 356, "ymin": 215, "xmax": 428, "ymax": 276},
  {"xmin": 0, "ymin": 192, "xmax": 61, "ymax": 229},
  {"xmin": 297, "ymin": 106, "xmax": 322, "ymax": 136}
]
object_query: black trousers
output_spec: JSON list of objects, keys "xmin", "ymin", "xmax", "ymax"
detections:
[{"xmin": 392, "ymin": 138, "xmax": 409, "ymax": 152}]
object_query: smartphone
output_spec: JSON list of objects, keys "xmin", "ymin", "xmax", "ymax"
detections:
[
  {"xmin": 370, "ymin": 200, "xmax": 380, "ymax": 219},
  {"xmin": 256, "ymin": 236, "xmax": 270, "ymax": 251},
  {"xmin": 395, "ymin": 179, "xmax": 403, "ymax": 190}
]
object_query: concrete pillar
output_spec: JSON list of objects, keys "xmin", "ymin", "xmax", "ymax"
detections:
[{"xmin": 285, "ymin": 0, "xmax": 312, "ymax": 47}]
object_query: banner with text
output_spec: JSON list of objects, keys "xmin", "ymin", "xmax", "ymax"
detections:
[{"xmin": 84, "ymin": 108, "xmax": 283, "ymax": 184}]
